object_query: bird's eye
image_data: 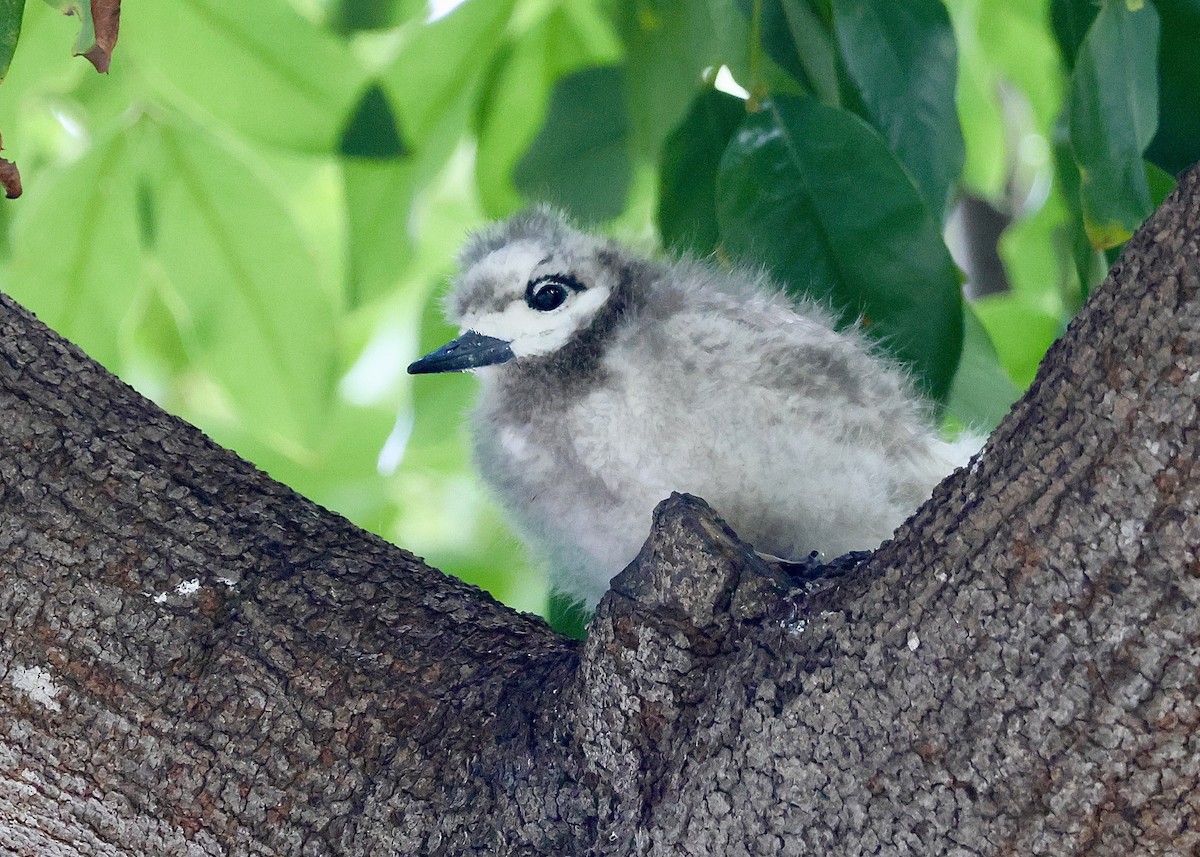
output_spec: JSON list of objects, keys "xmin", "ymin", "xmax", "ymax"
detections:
[{"xmin": 527, "ymin": 279, "xmax": 569, "ymax": 312}]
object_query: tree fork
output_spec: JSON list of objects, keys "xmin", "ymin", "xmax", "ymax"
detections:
[{"xmin": 2, "ymin": 166, "xmax": 1199, "ymax": 855}]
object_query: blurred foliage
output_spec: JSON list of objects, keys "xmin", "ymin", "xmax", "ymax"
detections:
[{"xmin": 0, "ymin": 0, "xmax": 1192, "ymax": 634}]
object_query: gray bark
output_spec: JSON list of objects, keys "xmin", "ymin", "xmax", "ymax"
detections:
[{"xmin": 2, "ymin": 165, "xmax": 1200, "ymax": 856}]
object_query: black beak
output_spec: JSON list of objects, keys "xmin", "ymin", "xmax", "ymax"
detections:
[{"xmin": 407, "ymin": 330, "xmax": 515, "ymax": 374}]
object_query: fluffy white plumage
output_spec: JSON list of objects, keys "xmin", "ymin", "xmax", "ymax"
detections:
[{"xmin": 409, "ymin": 208, "xmax": 977, "ymax": 608}]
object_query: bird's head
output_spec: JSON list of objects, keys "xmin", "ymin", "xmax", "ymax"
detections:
[{"xmin": 408, "ymin": 208, "xmax": 624, "ymax": 375}]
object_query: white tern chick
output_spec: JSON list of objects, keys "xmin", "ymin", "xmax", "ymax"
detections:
[{"xmin": 409, "ymin": 208, "xmax": 976, "ymax": 609}]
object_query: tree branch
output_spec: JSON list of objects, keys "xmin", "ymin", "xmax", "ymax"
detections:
[{"xmin": 3, "ymin": 164, "xmax": 1200, "ymax": 855}]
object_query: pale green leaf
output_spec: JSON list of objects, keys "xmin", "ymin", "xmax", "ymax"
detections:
[{"xmin": 122, "ymin": 0, "xmax": 367, "ymax": 152}]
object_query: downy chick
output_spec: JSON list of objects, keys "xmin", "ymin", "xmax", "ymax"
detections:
[{"xmin": 409, "ymin": 208, "xmax": 976, "ymax": 609}]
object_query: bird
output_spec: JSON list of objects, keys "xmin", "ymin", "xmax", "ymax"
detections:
[{"xmin": 408, "ymin": 207, "xmax": 978, "ymax": 609}]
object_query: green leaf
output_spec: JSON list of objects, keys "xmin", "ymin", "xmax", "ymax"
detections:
[
  {"xmin": 327, "ymin": 0, "xmax": 422, "ymax": 33},
  {"xmin": 1049, "ymin": 0, "xmax": 1099, "ymax": 69},
  {"xmin": 41, "ymin": 0, "xmax": 95, "ymax": 59},
  {"xmin": 617, "ymin": 0, "xmax": 750, "ymax": 157},
  {"xmin": 122, "ymin": 0, "xmax": 367, "ymax": 152},
  {"xmin": 944, "ymin": 306, "xmax": 1022, "ymax": 432},
  {"xmin": 737, "ymin": 0, "xmax": 840, "ymax": 102},
  {"xmin": 339, "ymin": 81, "xmax": 408, "ymax": 159},
  {"xmin": 1146, "ymin": 0, "xmax": 1200, "ymax": 175},
  {"xmin": 148, "ymin": 120, "xmax": 337, "ymax": 448},
  {"xmin": 342, "ymin": 158, "xmax": 419, "ymax": 308},
  {"xmin": 1146, "ymin": 158, "xmax": 1177, "ymax": 207},
  {"xmin": 1067, "ymin": 0, "xmax": 1160, "ymax": 249},
  {"xmin": 513, "ymin": 65, "xmax": 632, "ymax": 224},
  {"xmin": 658, "ymin": 86, "xmax": 745, "ymax": 256},
  {"xmin": 832, "ymin": 0, "xmax": 964, "ymax": 216},
  {"xmin": 971, "ymin": 294, "xmax": 1063, "ymax": 389},
  {"xmin": 7, "ymin": 130, "xmax": 141, "ymax": 369},
  {"xmin": 949, "ymin": 0, "xmax": 1066, "ymax": 201},
  {"xmin": 716, "ymin": 96, "xmax": 963, "ymax": 401},
  {"xmin": 473, "ymin": 5, "xmax": 622, "ymax": 216},
  {"xmin": 383, "ymin": 0, "xmax": 516, "ymax": 148},
  {"xmin": 0, "ymin": 0, "xmax": 23, "ymax": 83}
]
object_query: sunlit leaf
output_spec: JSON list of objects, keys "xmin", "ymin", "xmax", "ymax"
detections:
[
  {"xmin": 658, "ymin": 86, "xmax": 745, "ymax": 256},
  {"xmin": 716, "ymin": 96, "xmax": 963, "ymax": 400},
  {"xmin": 7, "ymin": 130, "xmax": 141, "ymax": 368},
  {"xmin": 1067, "ymin": 0, "xmax": 1159, "ymax": 249},
  {"xmin": 948, "ymin": 0, "xmax": 1065, "ymax": 201},
  {"xmin": 832, "ymin": 0, "xmax": 963, "ymax": 215},
  {"xmin": 383, "ymin": 0, "xmax": 515, "ymax": 147},
  {"xmin": 122, "ymin": 0, "xmax": 367, "ymax": 152},
  {"xmin": 971, "ymin": 293, "xmax": 1063, "ymax": 388},
  {"xmin": 148, "ymin": 120, "xmax": 337, "ymax": 448}
]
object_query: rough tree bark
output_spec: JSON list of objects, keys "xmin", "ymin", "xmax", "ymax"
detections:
[{"xmin": 1, "ymin": 166, "xmax": 1199, "ymax": 857}]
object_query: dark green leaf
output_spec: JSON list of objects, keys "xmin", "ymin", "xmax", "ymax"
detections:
[
  {"xmin": 0, "ymin": 0, "xmax": 23, "ymax": 83},
  {"xmin": 1146, "ymin": 0, "xmax": 1200, "ymax": 175},
  {"xmin": 513, "ymin": 65, "xmax": 632, "ymax": 224},
  {"xmin": 658, "ymin": 87, "xmax": 745, "ymax": 257},
  {"xmin": 737, "ymin": 0, "xmax": 840, "ymax": 101},
  {"xmin": 1067, "ymin": 0, "xmax": 1160, "ymax": 249},
  {"xmin": 716, "ymin": 96, "xmax": 963, "ymax": 401},
  {"xmin": 339, "ymin": 81, "xmax": 408, "ymax": 159},
  {"xmin": 832, "ymin": 0, "xmax": 963, "ymax": 216},
  {"xmin": 1050, "ymin": 0, "xmax": 1099, "ymax": 69},
  {"xmin": 327, "ymin": 0, "xmax": 421, "ymax": 33}
]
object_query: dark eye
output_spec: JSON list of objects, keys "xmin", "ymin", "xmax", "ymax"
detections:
[{"xmin": 527, "ymin": 278, "xmax": 569, "ymax": 312}]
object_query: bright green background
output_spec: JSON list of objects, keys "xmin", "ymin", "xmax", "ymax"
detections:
[{"xmin": 0, "ymin": 0, "xmax": 1194, "ymax": 633}]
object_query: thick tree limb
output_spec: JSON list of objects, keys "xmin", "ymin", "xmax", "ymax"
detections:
[{"xmin": 2, "ymin": 166, "xmax": 1200, "ymax": 855}]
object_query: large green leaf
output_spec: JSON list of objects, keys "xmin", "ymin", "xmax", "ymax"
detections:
[
  {"xmin": 736, "ymin": 0, "xmax": 841, "ymax": 102},
  {"xmin": 340, "ymin": 0, "xmax": 515, "ymax": 309},
  {"xmin": 7, "ymin": 130, "xmax": 141, "ymax": 369},
  {"xmin": 617, "ymin": 0, "xmax": 750, "ymax": 156},
  {"xmin": 148, "ymin": 120, "xmax": 337, "ymax": 448},
  {"xmin": 716, "ymin": 96, "xmax": 963, "ymax": 400},
  {"xmin": 832, "ymin": 0, "xmax": 963, "ymax": 216},
  {"xmin": 122, "ymin": 0, "xmax": 367, "ymax": 152},
  {"xmin": 513, "ymin": 65, "xmax": 632, "ymax": 224},
  {"xmin": 473, "ymin": 3, "xmax": 622, "ymax": 216},
  {"xmin": 658, "ymin": 86, "xmax": 745, "ymax": 256},
  {"xmin": 383, "ymin": 0, "xmax": 515, "ymax": 147},
  {"xmin": 1067, "ymin": 0, "xmax": 1160, "ymax": 249}
]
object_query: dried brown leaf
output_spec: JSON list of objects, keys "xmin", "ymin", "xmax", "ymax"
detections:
[{"xmin": 83, "ymin": 0, "xmax": 120, "ymax": 73}]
